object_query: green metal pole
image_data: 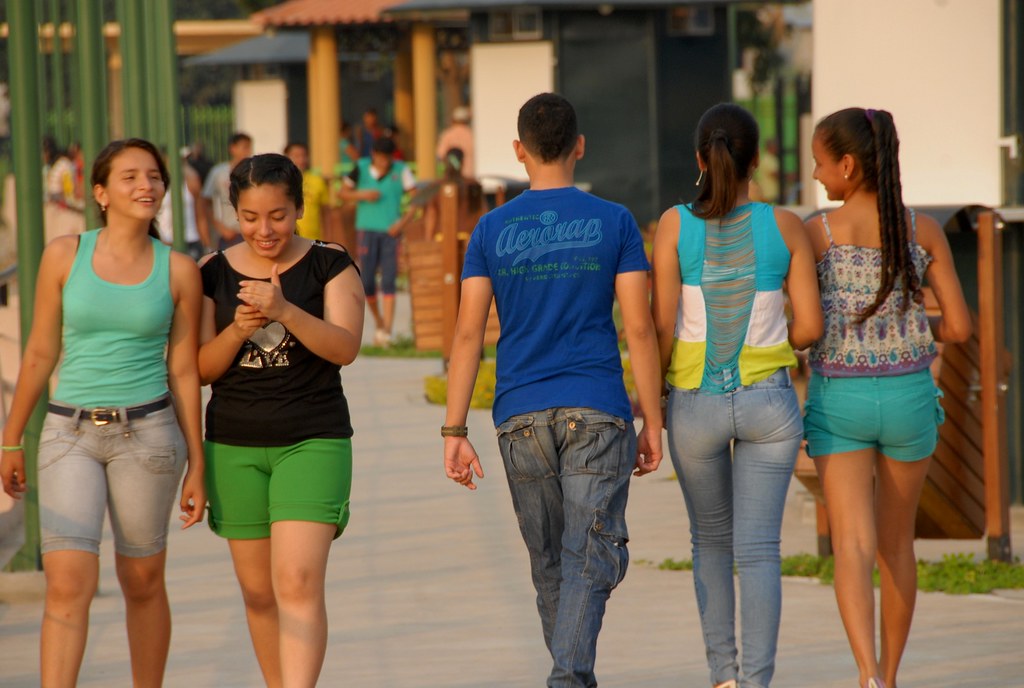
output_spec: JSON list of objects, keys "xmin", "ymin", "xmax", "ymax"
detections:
[
  {"xmin": 38, "ymin": 0, "xmax": 51, "ymax": 136},
  {"xmin": 75, "ymin": 0, "xmax": 108, "ymax": 231},
  {"xmin": 7, "ymin": 0, "xmax": 47, "ymax": 573},
  {"xmin": 143, "ymin": 6, "xmax": 163, "ymax": 145},
  {"xmin": 154, "ymin": 0, "xmax": 185, "ymax": 251},
  {"xmin": 116, "ymin": 0, "xmax": 146, "ymax": 137},
  {"xmin": 50, "ymin": 0, "xmax": 68, "ymax": 145},
  {"xmin": 67, "ymin": 0, "xmax": 82, "ymax": 152}
]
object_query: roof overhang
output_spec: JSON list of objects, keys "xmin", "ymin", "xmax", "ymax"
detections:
[
  {"xmin": 384, "ymin": 0, "xmax": 758, "ymax": 19},
  {"xmin": 252, "ymin": 0, "xmax": 395, "ymax": 27},
  {"xmin": 183, "ymin": 31, "xmax": 310, "ymax": 67}
]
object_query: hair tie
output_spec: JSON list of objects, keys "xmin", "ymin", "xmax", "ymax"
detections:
[
  {"xmin": 709, "ymin": 128, "xmax": 729, "ymax": 143},
  {"xmin": 865, "ymin": 108, "xmax": 877, "ymax": 123}
]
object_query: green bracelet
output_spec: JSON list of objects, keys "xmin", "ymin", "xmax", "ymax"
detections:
[{"xmin": 1, "ymin": 445, "xmax": 24, "ymax": 452}]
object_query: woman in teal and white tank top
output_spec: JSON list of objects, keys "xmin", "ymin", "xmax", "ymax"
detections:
[
  {"xmin": 651, "ymin": 104, "xmax": 822, "ymax": 688},
  {"xmin": 0, "ymin": 139, "xmax": 205, "ymax": 686}
]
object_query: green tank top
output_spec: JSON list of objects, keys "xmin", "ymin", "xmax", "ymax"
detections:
[{"xmin": 55, "ymin": 229, "xmax": 174, "ymax": 406}]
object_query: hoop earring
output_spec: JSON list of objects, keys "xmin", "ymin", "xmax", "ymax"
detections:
[{"xmin": 695, "ymin": 169, "xmax": 705, "ymax": 187}]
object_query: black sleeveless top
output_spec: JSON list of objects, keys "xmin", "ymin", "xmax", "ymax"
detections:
[{"xmin": 201, "ymin": 243, "xmax": 356, "ymax": 445}]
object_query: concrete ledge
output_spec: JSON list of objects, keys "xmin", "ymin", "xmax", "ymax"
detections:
[{"xmin": 0, "ymin": 570, "xmax": 45, "ymax": 603}]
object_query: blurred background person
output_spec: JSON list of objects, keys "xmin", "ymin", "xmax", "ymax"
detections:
[
  {"xmin": 356, "ymin": 108, "xmax": 382, "ymax": 158},
  {"xmin": 340, "ymin": 137, "xmax": 417, "ymax": 347},
  {"xmin": 284, "ymin": 141, "xmax": 332, "ymax": 243},
  {"xmin": 42, "ymin": 135, "xmax": 84, "ymax": 240},
  {"xmin": 436, "ymin": 105, "xmax": 475, "ymax": 180},
  {"xmin": 157, "ymin": 146, "xmax": 211, "ymax": 260},
  {"xmin": 186, "ymin": 139, "xmax": 214, "ymax": 186},
  {"xmin": 202, "ymin": 132, "xmax": 252, "ymax": 250}
]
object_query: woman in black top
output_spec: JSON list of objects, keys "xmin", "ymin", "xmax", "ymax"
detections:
[{"xmin": 198, "ymin": 153, "xmax": 364, "ymax": 687}]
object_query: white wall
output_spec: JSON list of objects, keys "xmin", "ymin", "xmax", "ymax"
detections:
[
  {"xmin": 470, "ymin": 42, "xmax": 555, "ymax": 182},
  {"xmin": 233, "ymin": 80, "xmax": 288, "ymax": 156},
  {"xmin": 812, "ymin": 0, "xmax": 1002, "ymax": 207}
]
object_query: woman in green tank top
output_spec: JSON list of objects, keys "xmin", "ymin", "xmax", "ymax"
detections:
[{"xmin": 1, "ymin": 139, "xmax": 205, "ymax": 686}]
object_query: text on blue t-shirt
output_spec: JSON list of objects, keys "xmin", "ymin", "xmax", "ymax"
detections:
[{"xmin": 461, "ymin": 186, "xmax": 650, "ymax": 425}]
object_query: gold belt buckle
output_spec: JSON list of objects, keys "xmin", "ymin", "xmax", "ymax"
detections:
[{"xmin": 89, "ymin": 408, "xmax": 119, "ymax": 426}]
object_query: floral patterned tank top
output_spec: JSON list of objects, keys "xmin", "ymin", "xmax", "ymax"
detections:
[{"xmin": 808, "ymin": 210, "xmax": 937, "ymax": 377}]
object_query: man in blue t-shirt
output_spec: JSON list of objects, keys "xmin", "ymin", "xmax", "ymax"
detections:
[{"xmin": 442, "ymin": 93, "xmax": 664, "ymax": 687}]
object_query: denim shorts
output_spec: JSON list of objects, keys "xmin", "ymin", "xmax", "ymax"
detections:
[
  {"xmin": 38, "ymin": 401, "xmax": 187, "ymax": 557},
  {"xmin": 803, "ymin": 368, "xmax": 944, "ymax": 461},
  {"xmin": 205, "ymin": 438, "xmax": 353, "ymax": 540}
]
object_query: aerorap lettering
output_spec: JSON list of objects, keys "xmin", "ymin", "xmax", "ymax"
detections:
[{"xmin": 496, "ymin": 212, "xmax": 603, "ymax": 265}]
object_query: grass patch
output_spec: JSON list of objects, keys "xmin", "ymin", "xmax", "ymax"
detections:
[
  {"xmin": 425, "ymin": 359, "xmax": 496, "ymax": 409},
  {"xmin": 657, "ymin": 558, "xmax": 694, "ymax": 572},
  {"xmin": 917, "ymin": 553, "xmax": 1024, "ymax": 594},
  {"xmin": 360, "ymin": 335, "xmax": 442, "ymax": 358},
  {"xmin": 655, "ymin": 553, "xmax": 1024, "ymax": 595}
]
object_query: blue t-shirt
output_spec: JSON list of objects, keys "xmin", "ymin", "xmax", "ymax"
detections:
[{"xmin": 462, "ymin": 186, "xmax": 650, "ymax": 425}]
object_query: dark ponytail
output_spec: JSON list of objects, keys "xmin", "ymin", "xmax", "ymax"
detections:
[
  {"xmin": 692, "ymin": 103, "xmax": 759, "ymax": 220},
  {"xmin": 815, "ymin": 108, "xmax": 919, "ymax": 322},
  {"xmin": 91, "ymin": 138, "xmax": 169, "ymax": 240}
]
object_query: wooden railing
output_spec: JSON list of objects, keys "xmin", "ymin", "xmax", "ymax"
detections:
[{"xmin": 407, "ymin": 180, "xmax": 498, "ymax": 359}]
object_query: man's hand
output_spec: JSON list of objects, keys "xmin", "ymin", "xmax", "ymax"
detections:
[
  {"xmin": 634, "ymin": 422, "xmax": 663, "ymax": 476},
  {"xmin": 444, "ymin": 436, "xmax": 484, "ymax": 490}
]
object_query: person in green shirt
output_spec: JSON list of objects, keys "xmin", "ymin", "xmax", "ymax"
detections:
[{"xmin": 339, "ymin": 137, "xmax": 417, "ymax": 346}]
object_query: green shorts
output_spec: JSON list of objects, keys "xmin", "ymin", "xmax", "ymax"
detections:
[
  {"xmin": 205, "ymin": 438, "xmax": 352, "ymax": 539},
  {"xmin": 803, "ymin": 369, "xmax": 944, "ymax": 462}
]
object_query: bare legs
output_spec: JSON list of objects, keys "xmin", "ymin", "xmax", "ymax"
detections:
[
  {"xmin": 116, "ymin": 551, "xmax": 172, "ymax": 687},
  {"xmin": 381, "ymin": 295, "xmax": 395, "ymax": 337},
  {"xmin": 366, "ymin": 296, "xmax": 384, "ymax": 334},
  {"xmin": 229, "ymin": 539, "xmax": 283, "ymax": 687},
  {"xmin": 229, "ymin": 521, "xmax": 336, "ymax": 688},
  {"xmin": 41, "ymin": 551, "xmax": 98, "ymax": 688},
  {"xmin": 875, "ymin": 456, "xmax": 930, "ymax": 687},
  {"xmin": 366, "ymin": 295, "xmax": 397, "ymax": 346},
  {"xmin": 41, "ymin": 549, "xmax": 170, "ymax": 688},
  {"xmin": 815, "ymin": 450, "xmax": 930, "ymax": 688}
]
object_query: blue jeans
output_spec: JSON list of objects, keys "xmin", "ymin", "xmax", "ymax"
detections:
[
  {"xmin": 666, "ymin": 369, "xmax": 802, "ymax": 688},
  {"xmin": 37, "ymin": 402, "xmax": 187, "ymax": 557},
  {"xmin": 497, "ymin": 407, "xmax": 635, "ymax": 688},
  {"xmin": 357, "ymin": 230, "xmax": 398, "ymax": 297}
]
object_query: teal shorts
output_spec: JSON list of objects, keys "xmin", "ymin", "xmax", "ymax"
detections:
[
  {"xmin": 803, "ymin": 369, "xmax": 944, "ymax": 462},
  {"xmin": 205, "ymin": 438, "xmax": 352, "ymax": 539}
]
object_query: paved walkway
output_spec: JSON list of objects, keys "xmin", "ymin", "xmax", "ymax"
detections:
[{"xmin": 1, "ymin": 293, "xmax": 1023, "ymax": 686}]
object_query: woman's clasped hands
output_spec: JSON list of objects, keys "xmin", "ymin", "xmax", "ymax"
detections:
[{"xmin": 235, "ymin": 263, "xmax": 291, "ymax": 336}]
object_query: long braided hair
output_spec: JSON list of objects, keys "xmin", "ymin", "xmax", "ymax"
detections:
[{"xmin": 815, "ymin": 107, "xmax": 920, "ymax": 322}]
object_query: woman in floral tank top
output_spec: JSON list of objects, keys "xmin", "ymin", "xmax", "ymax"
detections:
[{"xmin": 804, "ymin": 108, "xmax": 971, "ymax": 688}]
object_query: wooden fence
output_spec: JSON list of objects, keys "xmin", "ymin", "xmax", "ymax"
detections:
[{"xmin": 407, "ymin": 181, "xmax": 498, "ymax": 359}]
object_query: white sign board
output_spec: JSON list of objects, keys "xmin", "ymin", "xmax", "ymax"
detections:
[
  {"xmin": 470, "ymin": 42, "xmax": 555, "ymax": 182},
  {"xmin": 812, "ymin": 0, "xmax": 1002, "ymax": 207},
  {"xmin": 233, "ymin": 79, "xmax": 288, "ymax": 157}
]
